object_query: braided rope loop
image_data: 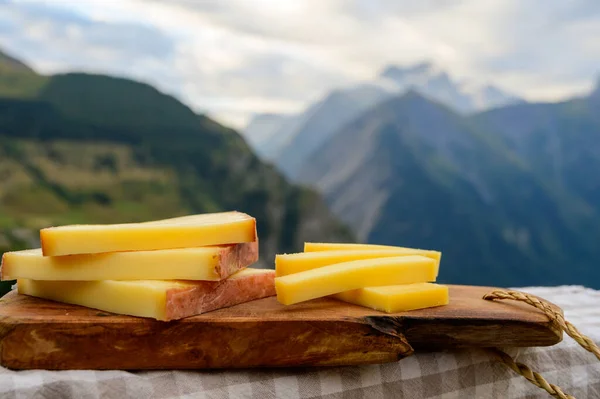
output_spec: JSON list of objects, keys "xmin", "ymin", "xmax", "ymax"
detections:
[
  {"xmin": 484, "ymin": 290, "xmax": 600, "ymax": 361},
  {"xmin": 487, "ymin": 348, "xmax": 574, "ymax": 399},
  {"xmin": 483, "ymin": 289, "xmax": 600, "ymax": 399}
]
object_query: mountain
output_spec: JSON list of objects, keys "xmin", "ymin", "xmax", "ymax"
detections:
[
  {"xmin": 472, "ymin": 84, "xmax": 524, "ymax": 110},
  {"xmin": 0, "ymin": 49, "xmax": 33, "ymax": 72},
  {"xmin": 377, "ymin": 62, "xmax": 433, "ymax": 85},
  {"xmin": 0, "ymin": 50, "xmax": 47, "ymax": 99},
  {"xmin": 379, "ymin": 63, "xmax": 522, "ymax": 113},
  {"xmin": 298, "ymin": 90, "xmax": 600, "ymax": 288},
  {"xmin": 0, "ymin": 57, "xmax": 352, "ymax": 297},
  {"xmin": 248, "ymin": 61, "xmax": 522, "ymax": 179},
  {"xmin": 243, "ymin": 113, "xmax": 289, "ymax": 155},
  {"xmin": 274, "ymin": 84, "xmax": 391, "ymax": 178},
  {"xmin": 243, "ymin": 113, "xmax": 301, "ymax": 160},
  {"xmin": 379, "ymin": 64, "xmax": 472, "ymax": 112},
  {"xmin": 472, "ymin": 81, "xmax": 600, "ymax": 220}
]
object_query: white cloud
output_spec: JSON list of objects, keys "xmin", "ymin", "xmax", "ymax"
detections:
[{"xmin": 1, "ymin": 0, "xmax": 599, "ymax": 128}]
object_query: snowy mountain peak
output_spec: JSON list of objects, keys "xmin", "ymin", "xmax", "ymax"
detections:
[
  {"xmin": 379, "ymin": 62, "xmax": 440, "ymax": 88},
  {"xmin": 378, "ymin": 61, "xmax": 521, "ymax": 113},
  {"xmin": 242, "ymin": 61, "xmax": 523, "ymax": 164}
]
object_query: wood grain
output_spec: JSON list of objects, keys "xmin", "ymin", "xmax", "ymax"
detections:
[{"xmin": 0, "ymin": 285, "xmax": 562, "ymax": 370}]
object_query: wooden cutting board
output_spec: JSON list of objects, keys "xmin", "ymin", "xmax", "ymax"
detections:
[{"xmin": 0, "ymin": 285, "xmax": 562, "ymax": 370}]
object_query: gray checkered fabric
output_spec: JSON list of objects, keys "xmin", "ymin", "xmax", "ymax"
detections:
[{"xmin": 1, "ymin": 286, "xmax": 599, "ymax": 399}]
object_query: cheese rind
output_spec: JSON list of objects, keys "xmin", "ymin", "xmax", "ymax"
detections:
[
  {"xmin": 40, "ymin": 212, "xmax": 257, "ymax": 256},
  {"xmin": 1, "ymin": 241, "xmax": 257, "ymax": 281},
  {"xmin": 17, "ymin": 268, "xmax": 275, "ymax": 321},
  {"xmin": 334, "ymin": 283, "xmax": 449, "ymax": 313},
  {"xmin": 276, "ymin": 249, "xmax": 440, "ymax": 277},
  {"xmin": 275, "ymin": 255, "xmax": 437, "ymax": 305},
  {"xmin": 303, "ymin": 242, "xmax": 441, "ymax": 263}
]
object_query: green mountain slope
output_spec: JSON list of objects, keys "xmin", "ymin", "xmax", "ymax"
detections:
[
  {"xmin": 472, "ymin": 85, "xmax": 600, "ymax": 213},
  {"xmin": 0, "ymin": 50, "xmax": 47, "ymax": 99},
  {"xmin": 298, "ymin": 91, "xmax": 600, "ymax": 287},
  {"xmin": 0, "ymin": 50, "xmax": 34, "ymax": 72},
  {"xmin": 0, "ymin": 63, "xmax": 352, "ymax": 297}
]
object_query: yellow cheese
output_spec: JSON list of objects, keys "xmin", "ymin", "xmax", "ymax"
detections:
[
  {"xmin": 18, "ymin": 278, "xmax": 181, "ymax": 320},
  {"xmin": 275, "ymin": 255, "xmax": 437, "ymax": 305},
  {"xmin": 17, "ymin": 268, "xmax": 275, "ymax": 321},
  {"xmin": 334, "ymin": 283, "xmax": 449, "ymax": 313},
  {"xmin": 276, "ymin": 249, "xmax": 440, "ymax": 277},
  {"xmin": 40, "ymin": 211, "xmax": 257, "ymax": 256},
  {"xmin": 1, "ymin": 241, "xmax": 257, "ymax": 281},
  {"xmin": 303, "ymin": 242, "xmax": 441, "ymax": 263}
]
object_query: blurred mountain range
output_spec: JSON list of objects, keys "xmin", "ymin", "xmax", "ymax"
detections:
[
  {"xmin": 244, "ymin": 62, "xmax": 600, "ymax": 288},
  {"xmin": 298, "ymin": 88, "xmax": 600, "ymax": 287},
  {"xmin": 243, "ymin": 62, "xmax": 522, "ymax": 177},
  {"xmin": 0, "ymin": 49, "xmax": 351, "ymax": 296}
]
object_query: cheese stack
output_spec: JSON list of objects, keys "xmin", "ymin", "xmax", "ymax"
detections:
[
  {"xmin": 274, "ymin": 242, "xmax": 449, "ymax": 312},
  {"xmin": 0, "ymin": 212, "xmax": 276, "ymax": 321}
]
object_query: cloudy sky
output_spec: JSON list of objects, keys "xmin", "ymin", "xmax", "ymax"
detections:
[{"xmin": 0, "ymin": 0, "xmax": 599, "ymax": 128}]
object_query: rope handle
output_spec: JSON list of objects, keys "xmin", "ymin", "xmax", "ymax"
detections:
[{"xmin": 483, "ymin": 289, "xmax": 600, "ymax": 399}]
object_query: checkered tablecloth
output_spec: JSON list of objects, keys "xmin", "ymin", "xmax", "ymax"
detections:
[{"xmin": 1, "ymin": 285, "xmax": 599, "ymax": 399}]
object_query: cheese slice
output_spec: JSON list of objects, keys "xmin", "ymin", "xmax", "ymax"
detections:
[
  {"xmin": 40, "ymin": 212, "xmax": 257, "ymax": 256},
  {"xmin": 334, "ymin": 283, "xmax": 449, "ymax": 313},
  {"xmin": 276, "ymin": 249, "xmax": 440, "ymax": 277},
  {"xmin": 275, "ymin": 255, "xmax": 437, "ymax": 305},
  {"xmin": 1, "ymin": 241, "xmax": 257, "ymax": 281},
  {"xmin": 17, "ymin": 268, "xmax": 275, "ymax": 321},
  {"xmin": 304, "ymin": 242, "xmax": 441, "ymax": 263}
]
